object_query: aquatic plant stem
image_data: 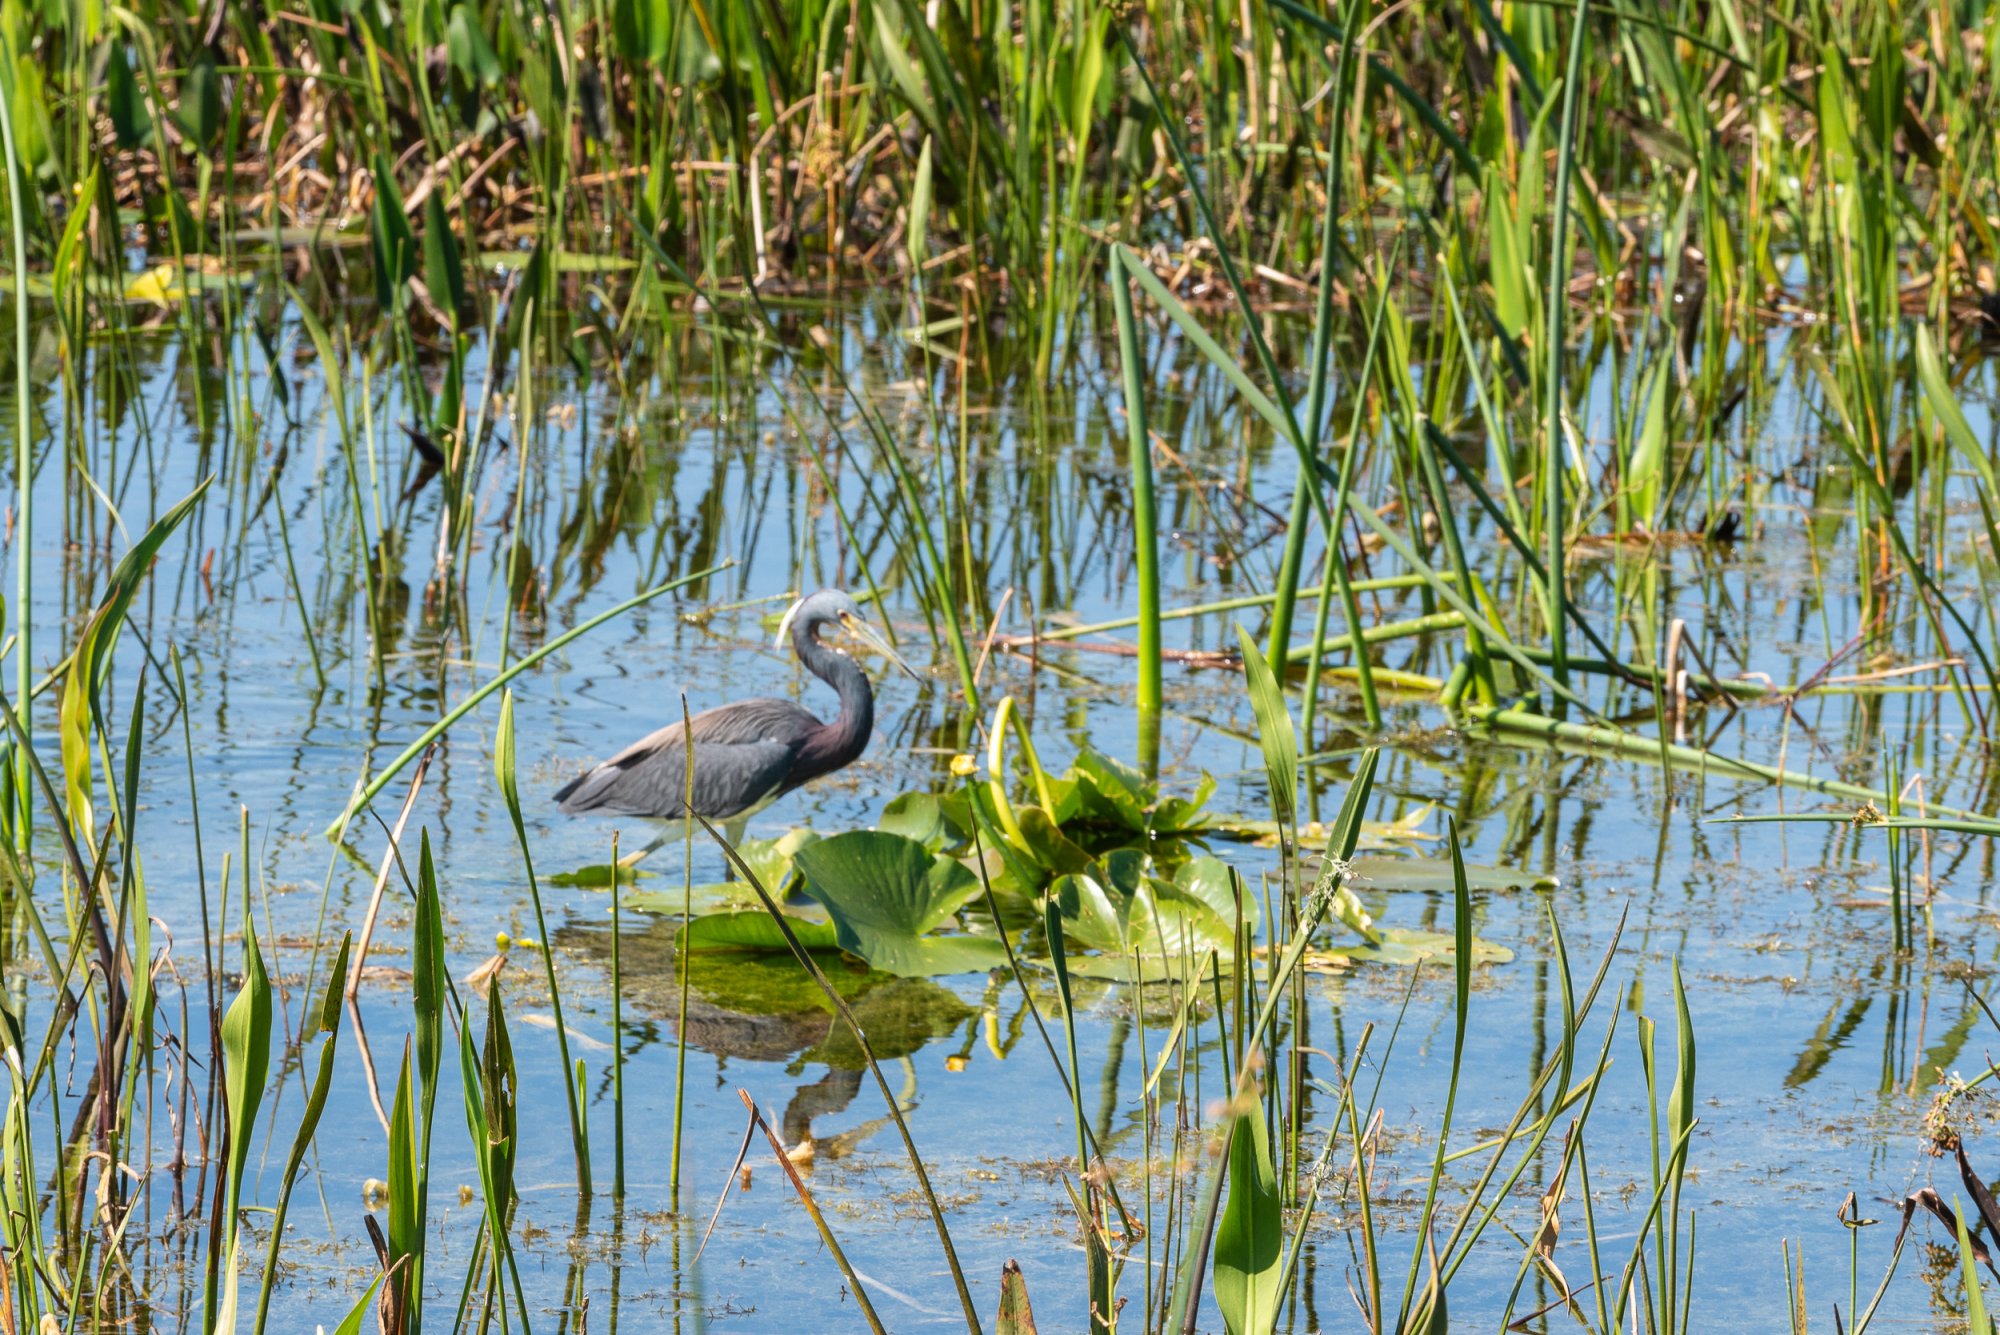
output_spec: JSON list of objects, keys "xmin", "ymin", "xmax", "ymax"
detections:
[
  {"xmin": 611, "ymin": 829, "xmax": 625, "ymax": 1197},
  {"xmin": 673, "ymin": 696, "xmax": 694, "ymax": 1211},
  {"xmin": 1274, "ymin": 0, "xmax": 1363, "ymax": 683},
  {"xmin": 494, "ymin": 696, "xmax": 589, "ymax": 1194},
  {"xmin": 0, "ymin": 70, "xmax": 30, "ymax": 850},
  {"xmin": 1111, "ymin": 248, "xmax": 1162, "ymax": 771},
  {"xmin": 738, "ymin": 1091, "xmax": 890, "ymax": 1335},
  {"xmin": 1541, "ymin": 0, "xmax": 1592, "ymax": 693}
]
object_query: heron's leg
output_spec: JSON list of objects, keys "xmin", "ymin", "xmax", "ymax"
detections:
[
  {"xmin": 719, "ymin": 817, "xmax": 749, "ymax": 879},
  {"xmin": 616, "ymin": 827, "xmax": 675, "ymax": 868}
]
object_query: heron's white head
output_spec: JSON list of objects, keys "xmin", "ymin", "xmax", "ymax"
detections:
[{"xmin": 776, "ymin": 589, "xmax": 917, "ymax": 678}]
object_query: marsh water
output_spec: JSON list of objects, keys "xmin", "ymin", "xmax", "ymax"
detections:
[{"xmin": 10, "ymin": 284, "xmax": 2000, "ymax": 1331}]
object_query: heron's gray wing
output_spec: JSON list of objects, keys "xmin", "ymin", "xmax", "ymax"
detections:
[{"xmin": 554, "ymin": 698, "xmax": 821, "ymax": 820}]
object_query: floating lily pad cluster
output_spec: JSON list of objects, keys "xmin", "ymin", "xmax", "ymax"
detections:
[{"xmin": 647, "ymin": 747, "xmax": 1545, "ymax": 980}]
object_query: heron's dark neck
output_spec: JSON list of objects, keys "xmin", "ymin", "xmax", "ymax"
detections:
[{"xmin": 792, "ymin": 623, "xmax": 874, "ymax": 782}]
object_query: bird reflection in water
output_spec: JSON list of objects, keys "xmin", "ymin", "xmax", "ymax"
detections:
[{"xmin": 553, "ymin": 915, "xmax": 981, "ymax": 1152}]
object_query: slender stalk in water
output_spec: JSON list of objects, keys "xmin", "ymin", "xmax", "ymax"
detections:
[
  {"xmin": 1541, "ymin": 0, "xmax": 1592, "ymax": 693},
  {"xmin": 495, "ymin": 693, "xmax": 590, "ymax": 1194},
  {"xmin": 1111, "ymin": 248, "xmax": 1162, "ymax": 770},
  {"xmin": 611, "ymin": 828, "xmax": 625, "ymax": 1198},
  {"xmin": 672, "ymin": 695, "xmax": 694, "ymax": 1210},
  {"xmin": 1272, "ymin": 0, "xmax": 1363, "ymax": 681},
  {"xmin": 0, "ymin": 73, "xmax": 30, "ymax": 850}
]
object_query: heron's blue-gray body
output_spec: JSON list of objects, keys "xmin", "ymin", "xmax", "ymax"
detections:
[{"xmin": 553, "ymin": 590, "xmax": 889, "ymax": 837}]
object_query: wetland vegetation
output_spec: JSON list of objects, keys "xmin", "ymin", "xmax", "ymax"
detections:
[{"xmin": 4, "ymin": 0, "xmax": 2000, "ymax": 1329}]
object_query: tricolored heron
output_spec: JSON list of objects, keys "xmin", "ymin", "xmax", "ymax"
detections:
[{"xmin": 554, "ymin": 589, "xmax": 916, "ymax": 861}]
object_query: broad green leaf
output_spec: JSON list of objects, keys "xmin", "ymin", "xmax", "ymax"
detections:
[
  {"xmin": 1486, "ymin": 166, "xmax": 1528, "ymax": 339},
  {"xmin": 177, "ymin": 51, "xmax": 222, "ymax": 149},
  {"xmin": 548, "ymin": 862, "xmax": 650, "ymax": 887},
  {"xmin": 1151, "ymin": 771, "xmax": 1217, "ymax": 832},
  {"xmin": 995, "ymin": 1260, "xmax": 1037, "ymax": 1335},
  {"xmin": 219, "ymin": 876, "xmax": 271, "ymax": 1259},
  {"xmin": 680, "ymin": 910, "xmax": 840, "ymax": 953},
  {"xmin": 1957, "ymin": 1195, "xmax": 1991, "ymax": 1333},
  {"xmin": 740, "ymin": 827, "xmax": 821, "ymax": 889},
  {"xmin": 256, "ymin": 936, "xmax": 352, "ymax": 1326},
  {"xmin": 1066, "ymin": 10, "xmax": 1108, "ymax": 148},
  {"xmin": 369, "ymin": 150, "xmax": 417, "ymax": 308},
  {"xmin": 1236, "ymin": 624, "xmax": 1297, "ymax": 823},
  {"xmin": 328, "ymin": 1275, "xmax": 384, "ymax": 1335},
  {"xmin": 1053, "ymin": 871, "xmax": 1134, "ymax": 952},
  {"xmin": 422, "ymin": 192, "xmax": 467, "ymax": 315},
  {"xmin": 1055, "ymin": 857, "xmax": 1232, "ymax": 980},
  {"xmin": 500, "ymin": 238, "xmax": 547, "ymax": 359},
  {"xmin": 1016, "ymin": 805, "xmax": 1095, "ymax": 874},
  {"xmin": 1627, "ymin": 356, "xmax": 1672, "ymax": 526},
  {"xmin": 446, "ymin": 3, "xmax": 502, "ymax": 83},
  {"xmin": 879, "ymin": 790, "xmax": 949, "ymax": 847},
  {"xmin": 385, "ymin": 1052, "xmax": 419, "ymax": 1324},
  {"xmin": 328, "ymin": 1271, "xmax": 382, "ymax": 1335},
  {"xmin": 1669, "ymin": 958, "xmax": 1696, "ymax": 1146},
  {"xmin": 907, "ymin": 135, "xmax": 934, "ymax": 271},
  {"xmin": 619, "ymin": 828, "xmax": 819, "ymax": 909},
  {"xmin": 414, "ymin": 833, "xmax": 446, "ymax": 1116},
  {"xmin": 1915, "ymin": 325, "xmax": 1993, "ymax": 490},
  {"xmin": 870, "ymin": 3, "xmax": 931, "ymax": 119},
  {"xmin": 1324, "ymin": 874, "xmax": 1379, "ymax": 945},
  {"xmin": 1213, "ymin": 1085, "xmax": 1282, "ymax": 1335},
  {"xmin": 1206, "ymin": 807, "xmax": 1436, "ymax": 849},
  {"xmin": 1304, "ymin": 928, "xmax": 1514, "ymax": 969},
  {"xmin": 622, "ymin": 881, "xmax": 765, "ymax": 914},
  {"xmin": 1071, "ymin": 748, "xmax": 1151, "ymax": 830},
  {"xmin": 1159, "ymin": 855, "xmax": 1257, "ymax": 931},
  {"xmin": 59, "ymin": 478, "xmax": 210, "ymax": 843},
  {"xmin": 1817, "ymin": 51, "xmax": 1857, "ymax": 192},
  {"xmin": 106, "ymin": 41, "xmax": 150, "ymax": 148},
  {"xmin": 479, "ymin": 977, "xmax": 517, "ymax": 1206},
  {"xmin": 795, "ymin": 830, "xmax": 1006, "ymax": 976},
  {"xmin": 10, "ymin": 55, "xmax": 52, "ymax": 175}
]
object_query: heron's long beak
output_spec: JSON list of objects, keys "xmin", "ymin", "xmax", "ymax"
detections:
[{"xmin": 841, "ymin": 612, "xmax": 921, "ymax": 680}]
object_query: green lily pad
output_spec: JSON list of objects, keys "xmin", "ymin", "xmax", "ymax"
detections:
[
  {"xmin": 879, "ymin": 792, "xmax": 949, "ymax": 848},
  {"xmin": 1152, "ymin": 771, "xmax": 1218, "ymax": 833},
  {"xmin": 679, "ymin": 910, "xmax": 839, "ymax": 953},
  {"xmin": 741, "ymin": 828, "xmax": 822, "ymax": 888},
  {"xmin": 607, "ymin": 829, "xmax": 823, "ymax": 914},
  {"xmin": 795, "ymin": 831, "xmax": 1008, "ymax": 977},
  {"xmin": 1159, "ymin": 854, "xmax": 1257, "ymax": 931},
  {"xmin": 1051, "ymin": 904, "xmax": 1225, "ymax": 982},
  {"xmin": 1017, "ymin": 805, "xmax": 1096, "ymax": 874},
  {"xmin": 1053, "ymin": 872, "xmax": 1136, "ymax": 952},
  {"xmin": 1345, "ymin": 855, "xmax": 1557, "ymax": 893},
  {"xmin": 1307, "ymin": 928, "xmax": 1515, "ymax": 969},
  {"xmin": 1072, "ymin": 748, "xmax": 1151, "ymax": 831},
  {"xmin": 1052, "ymin": 852, "xmax": 1233, "ymax": 980},
  {"xmin": 623, "ymin": 882, "xmax": 763, "ymax": 915}
]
